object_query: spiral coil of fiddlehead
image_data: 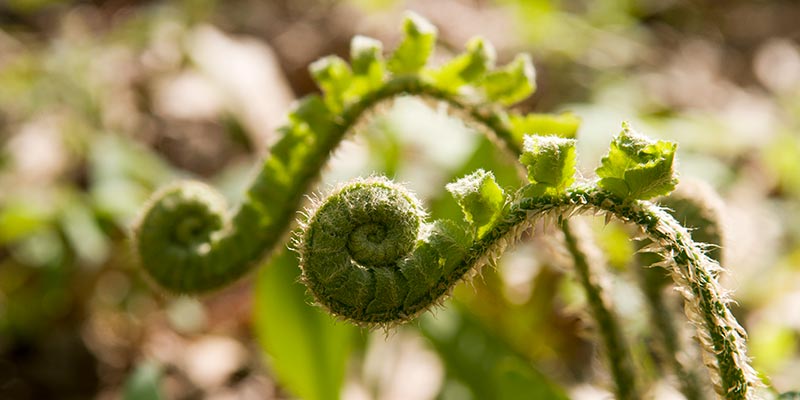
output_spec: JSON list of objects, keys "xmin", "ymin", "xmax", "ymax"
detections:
[
  {"xmin": 298, "ymin": 177, "xmax": 473, "ymax": 325},
  {"xmin": 133, "ymin": 12, "xmax": 763, "ymax": 399}
]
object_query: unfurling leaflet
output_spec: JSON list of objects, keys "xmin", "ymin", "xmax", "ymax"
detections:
[{"xmin": 596, "ymin": 123, "xmax": 678, "ymax": 200}]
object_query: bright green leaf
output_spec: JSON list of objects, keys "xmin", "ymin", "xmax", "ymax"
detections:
[
  {"xmin": 251, "ymin": 95, "xmax": 336, "ymax": 225},
  {"xmin": 309, "ymin": 56, "xmax": 353, "ymax": 112},
  {"xmin": 350, "ymin": 35, "xmax": 385, "ymax": 88},
  {"xmin": 387, "ymin": 12, "xmax": 437, "ymax": 75},
  {"xmin": 344, "ymin": 35, "xmax": 386, "ymax": 102},
  {"xmin": 596, "ymin": 123, "xmax": 678, "ymax": 200},
  {"xmin": 430, "ymin": 36, "xmax": 495, "ymax": 92},
  {"xmin": 446, "ymin": 169, "xmax": 505, "ymax": 237},
  {"xmin": 255, "ymin": 249, "xmax": 356, "ymax": 400},
  {"xmin": 519, "ymin": 135, "xmax": 577, "ymax": 195},
  {"xmin": 480, "ymin": 54, "xmax": 536, "ymax": 105}
]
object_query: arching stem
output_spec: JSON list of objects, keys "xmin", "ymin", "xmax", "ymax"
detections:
[{"xmin": 457, "ymin": 186, "xmax": 760, "ymax": 399}]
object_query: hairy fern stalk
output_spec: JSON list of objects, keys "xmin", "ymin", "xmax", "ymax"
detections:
[{"xmin": 133, "ymin": 12, "xmax": 765, "ymax": 399}]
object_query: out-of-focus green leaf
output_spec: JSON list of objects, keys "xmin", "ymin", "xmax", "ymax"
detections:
[
  {"xmin": 254, "ymin": 249, "xmax": 356, "ymax": 400},
  {"xmin": 123, "ymin": 361, "xmax": 164, "ymax": 400},
  {"xmin": 428, "ymin": 136, "xmax": 520, "ymax": 227},
  {"xmin": 310, "ymin": 56, "xmax": 354, "ymax": 112},
  {"xmin": 350, "ymin": 35, "xmax": 385, "ymax": 91},
  {"xmin": 60, "ymin": 198, "xmax": 109, "ymax": 268},
  {"xmin": 596, "ymin": 123, "xmax": 678, "ymax": 200},
  {"xmin": 88, "ymin": 135, "xmax": 176, "ymax": 222},
  {"xmin": 594, "ymin": 220, "xmax": 634, "ymax": 272},
  {"xmin": 419, "ymin": 306, "xmax": 568, "ymax": 400},
  {"xmin": 0, "ymin": 201, "xmax": 52, "ymax": 243},
  {"xmin": 11, "ymin": 228, "xmax": 64, "ymax": 267},
  {"xmin": 430, "ymin": 37, "xmax": 495, "ymax": 92},
  {"xmin": 89, "ymin": 134, "xmax": 176, "ymax": 225},
  {"xmin": 364, "ymin": 118, "xmax": 402, "ymax": 177},
  {"xmin": 387, "ymin": 12, "xmax": 437, "ymax": 75},
  {"xmin": 89, "ymin": 134, "xmax": 175, "ymax": 184},
  {"xmin": 750, "ymin": 322, "xmax": 797, "ymax": 375},
  {"xmin": 480, "ymin": 54, "xmax": 536, "ymax": 105},
  {"xmin": 764, "ymin": 133, "xmax": 800, "ymax": 198}
]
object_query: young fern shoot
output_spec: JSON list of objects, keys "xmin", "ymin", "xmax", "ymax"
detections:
[{"xmin": 133, "ymin": 12, "xmax": 763, "ymax": 399}]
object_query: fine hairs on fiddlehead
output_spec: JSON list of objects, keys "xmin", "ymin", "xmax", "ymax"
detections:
[
  {"xmin": 297, "ymin": 176, "xmax": 470, "ymax": 326},
  {"xmin": 133, "ymin": 12, "xmax": 766, "ymax": 399},
  {"xmin": 636, "ymin": 179, "xmax": 729, "ymax": 400}
]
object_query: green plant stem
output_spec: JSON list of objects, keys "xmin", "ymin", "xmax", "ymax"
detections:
[
  {"xmin": 340, "ymin": 76, "xmax": 522, "ymax": 153},
  {"xmin": 639, "ymin": 265, "xmax": 707, "ymax": 400},
  {"xmin": 454, "ymin": 186, "xmax": 759, "ymax": 399},
  {"xmin": 561, "ymin": 222, "xmax": 640, "ymax": 400}
]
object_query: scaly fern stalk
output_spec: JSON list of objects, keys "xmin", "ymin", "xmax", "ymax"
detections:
[
  {"xmin": 638, "ymin": 180, "xmax": 727, "ymax": 400},
  {"xmin": 508, "ymin": 186, "xmax": 757, "ymax": 398},
  {"xmin": 134, "ymin": 12, "xmax": 762, "ymax": 399}
]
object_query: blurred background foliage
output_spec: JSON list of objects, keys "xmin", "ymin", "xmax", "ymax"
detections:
[{"xmin": 1, "ymin": 0, "xmax": 799, "ymax": 399}]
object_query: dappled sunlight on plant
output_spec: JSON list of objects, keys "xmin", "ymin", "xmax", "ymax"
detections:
[{"xmin": 2, "ymin": 0, "xmax": 800, "ymax": 399}]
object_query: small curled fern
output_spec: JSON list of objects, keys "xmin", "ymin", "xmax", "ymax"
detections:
[
  {"xmin": 133, "ymin": 12, "xmax": 766, "ymax": 399},
  {"xmin": 298, "ymin": 177, "xmax": 469, "ymax": 325}
]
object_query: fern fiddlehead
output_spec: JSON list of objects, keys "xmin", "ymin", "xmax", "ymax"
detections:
[
  {"xmin": 133, "ymin": 12, "xmax": 763, "ymax": 399},
  {"xmin": 297, "ymin": 176, "xmax": 464, "ymax": 324}
]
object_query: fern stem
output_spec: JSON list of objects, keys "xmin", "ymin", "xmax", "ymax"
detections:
[
  {"xmin": 561, "ymin": 222, "xmax": 641, "ymax": 399},
  {"xmin": 501, "ymin": 187, "xmax": 759, "ymax": 398},
  {"xmin": 639, "ymin": 265, "xmax": 707, "ymax": 400},
  {"xmin": 340, "ymin": 76, "xmax": 522, "ymax": 152}
]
